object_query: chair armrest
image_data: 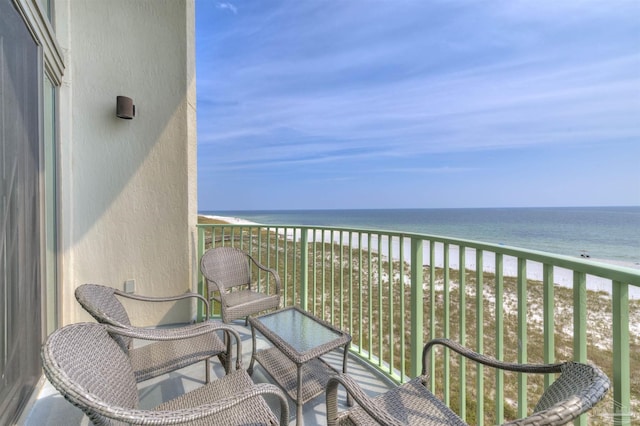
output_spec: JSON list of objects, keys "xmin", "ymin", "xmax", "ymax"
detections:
[
  {"xmin": 422, "ymin": 338, "xmax": 563, "ymax": 376},
  {"xmin": 326, "ymin": 374, "xmax": 404, "ymax": 426},
  {"xmin": 71, "ymin": 382, "xmax": 289, "ymax": 425},
  {"xmin": 502, "ymin": 361, "xmax": 610, "ymax": 426},
  {"xmin": 204, "ymin": 277, "xmax": 227, "ymax": 298},
  {"xmin": 424, "ymin": 339, "xmax": 610, "ymax": 425},
  {"xmin": 106, "ymin": 322, "xmax": 244, "ymax": 370},
  {"xmin": 246, "ymin": 254, "xmax": 282, "ymax": 295},
  {"xmin": 113, "ymin": 289, "xmax": 211, "ymax": 320}
]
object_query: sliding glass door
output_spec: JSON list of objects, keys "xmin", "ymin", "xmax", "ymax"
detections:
[{"xmin": 0, "ymin": 0, "xmax": 43, "ymax": 422}]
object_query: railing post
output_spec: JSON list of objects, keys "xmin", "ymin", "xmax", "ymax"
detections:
[
  {"xmin": 612, "ymin": 281, "xmax": 630, "ymax": 426},
  {"xmin": 543, "ymin": 264, "xmax": 555, "ymax": 389},
  {"xmin": 476, "ymin": 249, "xmax": 484, "ymax": 425},
  {"xmin": 300, "ymin": 229, "xmax": 309, "ymax": 311},
  {"xmin": 573, "ymin": 272, "xmax": 587, "ymax": 363},
  {"xmin": 410, "ymin": 237, "xmax": 424, "ymax": 378},
  {"xmin": 443, "ymin": 243, "xmax": 450, "ymax": 405},
  {"xmin": 399, "ymin": 236, "xmax": 406, "ymax": 381},
  {"xmin": 495, "ymin": 253, "xmax": 504, "ymax": 424},
  {"xmin": 573, "ymin": 271, "xmax": 587, "ymax": 426},
  {"xmin": 429, "ymin": 240, "xmax": 436, "ymax": 390},
  {"xmin": 517, "ymin": 258, "xmax": 527, "ymax": 419},
  {"xmin": 197, "ymin": 226, "xmax": 206, "ymax": 321},
  {"xmin": 459, "ymin": 247, "xmax": 468, "ymax": 421}
]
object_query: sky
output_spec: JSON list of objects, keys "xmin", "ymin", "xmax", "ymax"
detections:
[{"xmin": 195, "ymin": 0, "xmax": 640, "ymax": 211}]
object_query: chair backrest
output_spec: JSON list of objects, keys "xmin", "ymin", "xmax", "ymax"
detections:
[
  {"xmin": 532, "ymin": 362, "xmax": 610, "ymax": 423},
  {"xmin": 75, "ymin": 283, "xmax": 133, "ymax": 350},
  {"xmin": 41, "ymin": 322, "xmax": 139, "ymax": 425},
  {"xmin": 200, "ymin": 247, "xmax": 252, "ymax": 291}
]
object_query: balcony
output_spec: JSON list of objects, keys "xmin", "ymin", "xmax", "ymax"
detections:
[
  {"xmin": 22, "ymin": 222, "xmax": 639, "ymax": 425},
  {"xmin": 196, "ymin": 222, "xmax": 639, "ymax": 425}
]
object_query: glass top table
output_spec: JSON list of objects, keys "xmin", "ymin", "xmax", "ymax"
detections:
[{"xmin": 248, "ymin": 306, "xmax": 352, "ymax": 426}]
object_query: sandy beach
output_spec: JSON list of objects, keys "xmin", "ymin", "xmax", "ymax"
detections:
[{"xmin": 201, "ymin": 214, "xmax": 640, "ymax": 299}]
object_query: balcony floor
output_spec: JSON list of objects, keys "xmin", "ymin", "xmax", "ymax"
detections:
[{"xmin": 18, "ymin": 321, "xmax": 396, "ymax": 426}]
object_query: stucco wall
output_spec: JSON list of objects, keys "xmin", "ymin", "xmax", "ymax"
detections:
[{"xmin": 56, "ymin": 0, "xmax": 197, "ymax": 326}]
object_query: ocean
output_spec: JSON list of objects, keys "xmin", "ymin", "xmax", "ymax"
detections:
[{"xmin": 201, "ymin": 206, "xmax": 640, "ymax": 268}]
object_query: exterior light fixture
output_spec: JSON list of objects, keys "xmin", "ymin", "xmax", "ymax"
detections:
[{"xmin": 116, "ymin": 96, "xmax": 135, "ymax": 119}]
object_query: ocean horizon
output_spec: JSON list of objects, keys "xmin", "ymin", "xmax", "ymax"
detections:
[{"xmin": 200, "ymin": 206, "xmax": 640, "ymax": 268}]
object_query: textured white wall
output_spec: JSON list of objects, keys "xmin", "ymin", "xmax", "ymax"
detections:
[{"xmin": 56, "ymin": 0, "xmax": 197, "ymax": 326}]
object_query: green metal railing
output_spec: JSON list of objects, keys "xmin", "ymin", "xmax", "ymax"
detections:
[{"xmin": 197, "ymin": 223, "xmax": 639, "ymax": 425}]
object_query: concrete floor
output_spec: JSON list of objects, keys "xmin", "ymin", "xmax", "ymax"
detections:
[{"xmin": 17, "ymin": 322, "xmax": 395, "ymax": 426}]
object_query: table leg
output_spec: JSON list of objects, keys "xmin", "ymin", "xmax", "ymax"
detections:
[
  {"xmin": 296, "ymin": 363, "xmax": 303, "ymax": 426},
  {"xmin": 343, "ymin": 343, "xmax": 353, "ymax": 407},
  {"xmin": 248, "ymin": 324, "xmax": 257, "ymax": 376}
]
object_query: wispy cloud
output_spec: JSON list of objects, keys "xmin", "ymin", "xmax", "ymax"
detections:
[
  {"xmin": 381, "ymin": 167, "xmax": 480, "ymax": 174},
  {"xmin": 216, "ymin": 2, "xmax": 237, "ymax": 14},
  {"xmin": 199, "ymin": 50, "xmax": 639, "ymax": 164}
]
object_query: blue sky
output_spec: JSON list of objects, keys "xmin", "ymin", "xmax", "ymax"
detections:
[{"xmin": 196, "ymin": 0, "xmax": 640, "ymax": 211}]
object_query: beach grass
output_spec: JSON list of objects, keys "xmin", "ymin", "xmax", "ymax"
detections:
[{"xmin": 197, "ymin": 216, "xmax": 230, "ymax": 225}]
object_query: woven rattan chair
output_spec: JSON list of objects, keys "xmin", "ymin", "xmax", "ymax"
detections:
[
  {"xmin": 42, "ymin": 322, "xmax": 289, "ymax": 425},
  {"xmin": 75, "ymin": 283, "xmax": 241, "ymax": 383},
  {"xmin": 200, "ymin": 247, "xmax": 281, "ymax": 324},
  {"xmin": 327, "ymin": 338, "xmax": 610, "ymax": 425}
]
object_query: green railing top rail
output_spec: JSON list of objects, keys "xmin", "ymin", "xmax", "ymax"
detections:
[{"xmin": 197, "ymin": 222, "xmax": 640, "ymax": 286}]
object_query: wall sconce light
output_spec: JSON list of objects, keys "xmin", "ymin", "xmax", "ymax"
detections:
[{"xmin": 116, "ymin": 96, "xmax": 135, "ymax": 119}]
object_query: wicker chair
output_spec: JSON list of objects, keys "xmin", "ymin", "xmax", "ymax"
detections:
[
  {"xmin": 75, "ymin": 283, "xmax": 241, "ymax": 383},
  {"xmin": 326, "ymin": 338, "xmax": 610, "ymax": 425},
  {"xmin": 200, "ymin": 247, "xmax": 281, "ymax": 324},
  {"xmin": 42, "ymin": 322, "xmax": 289, "ymax": 426}
]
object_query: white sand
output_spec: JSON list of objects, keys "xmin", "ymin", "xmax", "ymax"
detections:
[
  {"xmin": 202, "ymin": 215, "xmax": 640, "ymax": 299},
  {"xmin": 201, "ymin": 214, "xmax": 258, "ymax": 225}
]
